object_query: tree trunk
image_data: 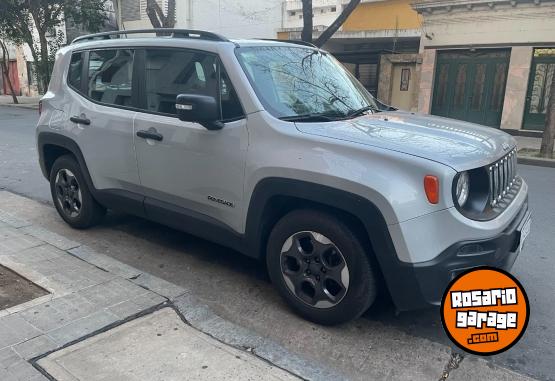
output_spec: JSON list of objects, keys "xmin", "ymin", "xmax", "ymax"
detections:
[
  {"xmin": 314, "ymin": 0, "xmax": 361, "ymax": 48},
  {"xmin": 539, "ymin": 72, "xmax": 555, "ymax": 158},
  {"xmin": 29, "ymin": 8, "xmax": 51, "ymax": 93},
  {"xmin": 0, "ymin": 40, "xmax": 18, "ymax": 104},
  {"xmin": 146, "ymin": 0, "xmax": 176, "ymax": 29},
  {"xmin": 38, "ymin": 32, "xmax": 50, "ymax": 93},
  {"xmin": 301, "ymin": 0, "xmax": 313, "ymax": 43},
  {"xmin": 165, "ymin": 0, "xmax": 176, "ymax": 28},
  {"xmin": 146, "ymin": 0, "xmax": 162, "ymax": 28}
]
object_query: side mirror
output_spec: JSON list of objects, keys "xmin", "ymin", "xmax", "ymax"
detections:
[{"xmin": 176, "ymin": 94, "xmax": 224, "ymax": 130}]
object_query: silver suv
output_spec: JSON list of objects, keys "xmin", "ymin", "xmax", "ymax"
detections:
[{"xmin": 37, "ymin": 29, "xmax": 531, "ymax": 325}]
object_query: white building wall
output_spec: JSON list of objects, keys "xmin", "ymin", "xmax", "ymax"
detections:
[
  {"xmin": 179, "ymin": 0, "xmax": 283, "ymax": 38},
  {"xmin": 282, "ymin": 0, "xmax": 343, "ymax": 30},
  {"xmin": 417, "ymin": 1, "xmax": 555, "ymax": 49},
  {"xmin": 121, "ymin": 0, "xmax": 283, "ymax": 39}
]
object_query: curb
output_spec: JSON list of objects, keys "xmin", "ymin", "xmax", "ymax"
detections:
[
  {"xmin": 0, "ymin": 103, "xmax": 39, "ymax": 110},
  {"xmin": 518, "ymin": 156, "xmax": 555, "ymax": 168}
]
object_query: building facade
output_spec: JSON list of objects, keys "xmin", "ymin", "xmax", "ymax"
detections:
[
  {"xmin": 120, "ymin": 0, "xmax": 283, "ymax": 39},
  {"xmin": 414, "ymin": 0, "xmax": 555, "ymax": 133},
  {"xmin": 279, "ymin": 0, "xmax": 423, "ymax": 111}
]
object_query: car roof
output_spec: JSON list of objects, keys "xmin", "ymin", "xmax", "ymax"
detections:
[{"xmin": 69, "ymin": 29, "xmax": 319, "ymax": 51}]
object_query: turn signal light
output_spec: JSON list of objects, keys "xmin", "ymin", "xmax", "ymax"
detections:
[{"xmin": 424, "ymin": 175, "xmax": 440, "ymax": 204}]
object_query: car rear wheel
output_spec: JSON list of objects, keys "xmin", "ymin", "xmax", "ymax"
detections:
[
  {"xmin": 50, "ymin": 155, "xmax": 105, "ymax": 229},
  {"xmin": 266, "ymin": 209, "xmax": 377, "ymax": 325}
]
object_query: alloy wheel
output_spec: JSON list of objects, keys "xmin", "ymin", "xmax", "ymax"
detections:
[
  {"xmin": 280, "ymin": 231, "xmax": 350, "ymax": 309},
  {"xmin": 54, "ymin": 169, "xmax": 83, "ymax": 218}
]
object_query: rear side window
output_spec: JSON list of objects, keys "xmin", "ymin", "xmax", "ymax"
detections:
[
  {"xmin": 88, "ymin": 49, "xmax": 134, "ymax": 107},
  {"xmin": 68, "ymin": 52, "xmax": 83, "ymax": 90}
]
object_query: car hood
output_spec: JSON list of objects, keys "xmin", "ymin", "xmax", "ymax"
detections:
[{"xmin": 295, "ymin": 111, "xmax": 516, "ymax": 171}]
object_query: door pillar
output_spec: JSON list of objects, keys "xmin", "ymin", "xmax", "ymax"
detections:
[
  {"xmin": 417, "ymin": 48, "xmax": 436, "ymax": 114},
  {"xmin": 500, "ymin": 47, "xmax": 533, "ymax": 131}
]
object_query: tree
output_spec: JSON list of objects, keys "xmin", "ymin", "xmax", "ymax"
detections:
[
  {"xmin": 0, "ymin": 39, "xmax": 19, "ymax": 104},
  {"xmin": 0, "ymin": 0, "xmax": 108, "ymax": 93},
  {"xmin": 540, "ymin": 73, "xmax": 555, "ymax": 159},
  {"xmin": 301, "ymin": 0, "xmax": 361, "ymax": 47},
  {"xmin": 146, "ymin": 0, "xmax": 176, "ymax": 29}
]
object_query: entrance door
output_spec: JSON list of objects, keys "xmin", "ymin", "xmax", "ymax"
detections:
[
  {"xmin": 2, "ymin": 60, "xmax": 20, "ymax": 95},
  {"xmin": 523, "ymin": 49, "xmax": 555, "ymax": 131},
  {"xmin": 432, "ymin": 50, "xmax": 510, "ymax": 128}
]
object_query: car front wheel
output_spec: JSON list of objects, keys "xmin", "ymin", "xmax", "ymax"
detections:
[{"xmin": 266, "ymin": 209, "xmax": 377, "ymax": 325}]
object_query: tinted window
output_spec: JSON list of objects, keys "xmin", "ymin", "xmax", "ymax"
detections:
[
  {"xmin": 88, "ymin": 49, "xmax": 134, "ymax": 107},
  {"xmin": 144, "ymin": 49, "xmax": 217, "ymax": 115},
  {"xmin": 144, "ymin": 49, "xmax": 243, "ymax": 119},
  {"xmin": 68, "ymin": 52, "xmax": 83, "ymax": 90}
]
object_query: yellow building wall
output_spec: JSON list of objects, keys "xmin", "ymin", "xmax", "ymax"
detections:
[{"xmin": 343, "ymin": 0, "xmax": 421, "ymax": 31}]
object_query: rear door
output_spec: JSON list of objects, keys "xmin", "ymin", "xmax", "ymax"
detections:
[
  {"xmin": 132, "ymin": 47, "xmax": 248, "ymax": 233},
  {"xmin": 66, "ymin": 49, "xmax": 141, "ymax": 193}
]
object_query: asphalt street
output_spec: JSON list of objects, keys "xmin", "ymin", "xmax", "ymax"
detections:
[{"xmin": 1, "ymin": 105, "xmax": 554, "ymax": 380}]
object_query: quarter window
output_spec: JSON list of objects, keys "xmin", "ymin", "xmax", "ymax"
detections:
[{"xmin": 87, "ymin": 49, "xmax": 134, "ymax": 107}]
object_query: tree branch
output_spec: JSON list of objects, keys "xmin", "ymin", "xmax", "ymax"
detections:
[{"xmin": 314, "ymin": 0, "xmax": 361, "ymax": 47}]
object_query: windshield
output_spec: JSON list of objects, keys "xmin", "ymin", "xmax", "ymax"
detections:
[{"xmin": 236, "ymin": 46, "xmax": 379, "ymax": 121}]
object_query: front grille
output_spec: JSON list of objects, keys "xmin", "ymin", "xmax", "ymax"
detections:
[{"xmin": 488, "ymin": 149, "xmax": 519, "ymax": 210}]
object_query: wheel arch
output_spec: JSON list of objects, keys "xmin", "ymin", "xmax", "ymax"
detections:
[
  {"xmin": 245, "ymin": 178, "xmax": 395, "ymax": 261},
  {"xmin": 37, "ymin": 132, "xmax": 95, "ymax": 191},
  {"xmin": 245, "ymin": 177, "xmax": 415, "ymax": 309}
]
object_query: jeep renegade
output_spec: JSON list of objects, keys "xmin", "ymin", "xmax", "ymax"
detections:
[{"xmin": 37, "ymin": 29, "xmax": 531, "ymax": 325}]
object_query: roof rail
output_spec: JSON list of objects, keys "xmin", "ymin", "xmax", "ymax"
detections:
[
  {"xmin": 258, "ymin": 39, "xmax": 319, "ymax": 49},
  {"xmin": 72, "ymin": 29, "xmax": 230, "ymax": 44}
]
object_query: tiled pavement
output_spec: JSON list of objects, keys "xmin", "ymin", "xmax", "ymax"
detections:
[
  {"xmin": 0, "ymin": 210, "xmax": 183, "ymax": 380},
  {"xmin": 0, "ymin": 199, "xmax": 343, "ymax": 381}
]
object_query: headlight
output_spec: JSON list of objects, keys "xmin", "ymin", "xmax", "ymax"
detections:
[{"xmin": 455, "ymin": 172, "xmax": 470, "ymax": 207}]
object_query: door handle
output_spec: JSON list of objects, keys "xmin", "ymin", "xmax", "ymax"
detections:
[
  {"xmin": 70, "ymin": 116, "xmax": 91, "ymax": 125},
  {"xmin": 136, "ymin": 128, "xmax": 163, "ymax": 142}
]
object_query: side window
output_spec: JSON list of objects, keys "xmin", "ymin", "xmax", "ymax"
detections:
[
  {"xmin": 87, "ymin": 49, "xmax": 134, "ymax": 107},
  {"xmin": 144, "ymin": 49, "xmax": 218, "ymax": 115},
  {"xmin": 143, "ymin": 48, "xmax": 244, "ymax": 119},
  {"xmin": 68, "ymin": 52, "xmax": 83, "ymax": 90}
]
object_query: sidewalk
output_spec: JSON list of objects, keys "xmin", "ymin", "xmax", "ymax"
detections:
[
  {"xmin": 0, "ymin": 191, "xmax": 341, "ymax": 381},
  {"xmin": 0, "ymin": 95, "xmax": 41, "ymax": 110},
  {"xmin": 514, "ymin": 135, "xmax": 555, "ymax": 168}
]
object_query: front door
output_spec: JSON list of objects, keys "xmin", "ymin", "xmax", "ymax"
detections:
[
  {"xmin": 523, "ymin": 48, "xmax": 555, "ymax": 131},
  {"xmin": 432, "ymin": 50, "xmax": 510, "ymax": 128},
  {"xmin": 2, "ymin": 60, "xmax": 20, "ymax": 95},
  {"xmin": 133, "ymin": 48, "xmax": 247, "ymax": 233}
]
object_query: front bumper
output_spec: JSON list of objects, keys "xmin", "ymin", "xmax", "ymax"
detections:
[{"xmin": 384, "ymin": 197, "xmax": 530, "ymax": 311}]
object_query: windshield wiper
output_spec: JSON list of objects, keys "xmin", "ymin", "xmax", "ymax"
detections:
[
  {"xmin": 344, "ymin": 105, "xmax": 377, "ymax": 119},
  {"xmin": 279, "ymin": 113, "xmax": 341, "ymax": 122}
]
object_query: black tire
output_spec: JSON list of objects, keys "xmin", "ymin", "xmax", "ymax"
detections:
[
  {"xmin": 49, "ymin": 155, "xmax": 105, "ymax": 229},
  {"xmin": 266, "ymin": 209, "xmax": 377, "ymax": 325}
]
